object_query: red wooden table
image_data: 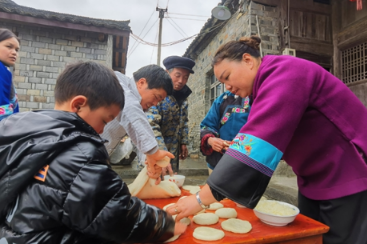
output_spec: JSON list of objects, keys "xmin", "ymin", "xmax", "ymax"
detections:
[{"xmin": 143, "ymin": 189, "xmax": 329, "ymax": 244}]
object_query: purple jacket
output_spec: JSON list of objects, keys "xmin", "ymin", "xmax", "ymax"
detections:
[{"xmin": 207, "ymin": 55, "xmax": 367, "ymax": 207}]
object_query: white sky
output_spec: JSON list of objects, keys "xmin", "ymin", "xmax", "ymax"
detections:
[{"xmin": 13, "ymin": 0, "xmax": 221, "ymax": 77}]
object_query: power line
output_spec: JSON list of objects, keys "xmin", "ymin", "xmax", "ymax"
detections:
[
  {"xmin": 166, "ymin": 17, "xmax": 187, "ymax": 38},
  {"xmin": 166, "ymin": 13, "xmax": 188, "ymax": 37},
  {"xmin": 166, "ymin": 16, "xmax": 209, "ymax": 21},
  {"xmin": 128, "ymin": 9, "xmax": 156, "ymax": 56},
  {"xmin": 168, "ymin": 12, "xmax": 210, "ymax": 18},
  {"xmin": 128, "ymin": 18, "xmax": 159, "ymax": 58}
]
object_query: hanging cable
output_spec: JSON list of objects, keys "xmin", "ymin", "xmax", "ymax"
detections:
[
  {"xmin": 166, "ymin": 16, "xmax": 209, "ymax": 21},
  {"xmin": 128, "ymin": 18, "xmax": 159, "ymax": 57},
  {"xmin": 166, "ymin": 17, "xmax": 187, "ymax": 38},
  {"xmin": 150, "ymin": 26, "xmax": 159, "ymax": 64},
  {"xmin": 128, "ymin": 9, "xmax": 156, "ymax": 56},
  {"xmin": 168, "ymin": 12, "xmax": 210, "ymax": 18},
  {"xmin": 166, "ymin": 13, "xmax": 188, "ymax": 37}
]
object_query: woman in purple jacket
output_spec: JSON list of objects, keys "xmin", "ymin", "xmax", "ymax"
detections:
[{"xmin": 167, "ymin": 36, "xmax": 367, "ymax": 244}]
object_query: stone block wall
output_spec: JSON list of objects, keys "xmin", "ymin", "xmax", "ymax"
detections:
[
  {"xmin": 187, "ymin": 1, "xmax": 281, "ymax": 157},
  {"xmin": 1, "ymin": 21, "xmax": 113, "ymax": 111}
]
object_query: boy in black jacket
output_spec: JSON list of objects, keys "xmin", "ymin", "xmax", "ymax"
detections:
[{"xmin": 0, "ymin": 61, "xmax": 185, "ymax": 243}]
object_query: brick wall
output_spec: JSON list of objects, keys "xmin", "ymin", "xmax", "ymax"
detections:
[
  {"xmin": 186, "ymin": 1, "xmax": 281, "ymax": 157},
  {"xmin": 1, "ymin": 21, "xmax": 113, "ymax": 111}
]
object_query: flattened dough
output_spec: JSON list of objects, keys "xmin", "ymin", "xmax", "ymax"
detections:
[
  {"xmin": 128, "ymin": 166, "xmax": 181, "ymax": 199},
  {"xmin": 208, "ymin": 202, "xmax": 224, "ymax": 210},
  {"xmin": 193, "ymin": 227, "xmax": 225, "ymax": 241},
  {"xmin": 163, "ymin": 203, "xmax": 175, "ymax": 211},
  {"xmin": 182, "ymin": 185, "xmax": 200, "ymax": 194},
  {"xmin": 173, "ymin": 215, "xmax": 191, "ymax": 225},
  {"xmin": 193, "ymin": 213, "xmax": 219, "ymax": 225},
  {"xmin": 164, "ymin": 234, "xmax": 180, "ymax": 243},
  {"xmin": 221, "ymin": 219, "xmax": 252, "ymax": 234},
  {"xmin": 215, "ymin": 208, "xmax": 237, "ymax": 218}
]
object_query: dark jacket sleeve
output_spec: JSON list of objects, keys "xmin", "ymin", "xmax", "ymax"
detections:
[{"xmin": 62, "ymin": 160, "xmax": 175, "ymax": 243}]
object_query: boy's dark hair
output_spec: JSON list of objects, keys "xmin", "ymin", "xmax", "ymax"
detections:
[
  {"xmin": 133, "ymin": 64, "xmax": 173, "ymax": 96},
  {"xmin": 0, "ymin": 28, "xmax": 20, "ymax": 43},
  {"xmin": 55, "ymin": 61, "xmax": 124, "ymax": 110}
]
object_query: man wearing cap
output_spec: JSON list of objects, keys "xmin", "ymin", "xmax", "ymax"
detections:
[{"xmin": 145, "ymin": 56, "xmax": 195, "ymax": 175}]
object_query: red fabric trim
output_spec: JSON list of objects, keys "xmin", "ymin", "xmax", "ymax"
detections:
[{"xmin": 201, "ymin": 134, "xmax": 215, "ymax": 155}]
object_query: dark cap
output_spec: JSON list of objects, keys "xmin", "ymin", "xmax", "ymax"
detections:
[{"xmin": 163, "ymin": 56, "xmax": 195, "ymax": 74}]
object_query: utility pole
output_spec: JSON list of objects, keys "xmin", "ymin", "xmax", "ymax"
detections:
[{"xmin": 156, "ymin": 7, "xmax": 167, "ymax": 65}]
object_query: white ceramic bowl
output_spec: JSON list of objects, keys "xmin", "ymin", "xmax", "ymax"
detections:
[
  {"xmin": 163, "ymin": 174, "xmax": 185, "ymax": 187},
  {"xmin": 253, "ymin": 200, "xmax": 299, "ymax": 226}
]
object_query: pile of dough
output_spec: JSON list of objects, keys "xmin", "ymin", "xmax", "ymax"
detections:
[
  {"xmin": 208, "ymin": 202, "xmax": 224, "ymax": 210},
  {"xmin": 182, "ymin": 185, "xmax": 200, "ymax": 194},
  {"xmin": 193, "ymin": 227, "xmax": 225, "ymax": 241},
  {"xmin": 193, "ymin": 213, "xmax": 219, "ymax": 225},
  {"xmin": 128, "ymin": 157, "xmax": 181, "ymax": 199},
  {"xmin": 221, "ymin": 219, "xmax": 252, "ymax": 234},
  {"xmin": 215, "ymin": 208, "xmax": 237, "ymax": 218}
]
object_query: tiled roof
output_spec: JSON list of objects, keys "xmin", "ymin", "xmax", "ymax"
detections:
[
  {"xmin": 0, "ymin": 0, "xmax": 130, "ymax": 31},
  {"xmin": 183, "ymin": 0, "xmax": 238, "ymax": 59}
]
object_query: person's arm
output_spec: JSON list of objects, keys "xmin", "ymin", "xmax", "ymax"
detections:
[
  {"xmin": 178, "ymin": 100, "xmax": 189, "ymax": 159},
  {"xmin": 146, "ymin": 104, "xmax": 167, "ymax": 151},
  {"xmin": 62, "ymin": 160, "xmax": 183, "ymax": 243}
]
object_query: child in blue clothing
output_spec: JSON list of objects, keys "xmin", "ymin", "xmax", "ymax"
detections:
[{"xmin": 200, "ymin": 91, "xmax": 251, "ymax": 174}]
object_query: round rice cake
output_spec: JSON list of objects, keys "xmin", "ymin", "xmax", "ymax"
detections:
[
  {"xmin": 193, "ymin": 227, "xmax": 225, "ymax": 241},
  {"xmin": 163, "ymin": 203, "xmax": 175, "ymax": 211},
  {"xmin": 193, "ymin": 213, "xmax": 219, "ymax": 225},
  {"xmin": 208, "ymin": 202, "xmax": 224, "ymax": 210},
  {"xmin": 215, "ymin": 208, "xmax": 237, "ymax": 218},
  {"xmin": 164, "ymin": 234, "xmax": 180, "ymax": 243},
  {"xmin": 221, "ymin": 219, "xmax": 252, "ymax": 234},
  {"xmin": 173, "ymin": 215, "xmax": 191, "ymax": 225},
  {"xmin": 182, "ymin": 185, "xmax": 201, "ymax": 194}
]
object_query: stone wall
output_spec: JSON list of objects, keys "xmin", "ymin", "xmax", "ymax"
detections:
[
  {"xmin": 1, "ymin": 21, "xmax": 113, "ymax": 111},
  {"xmin": 187, "ymin": 1, "xmax": 281, "ymax": 157}
]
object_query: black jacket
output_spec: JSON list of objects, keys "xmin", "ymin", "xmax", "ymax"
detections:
[{"xmin": 0, "ymin": 110, "xmax": 174, "ymax": 244}]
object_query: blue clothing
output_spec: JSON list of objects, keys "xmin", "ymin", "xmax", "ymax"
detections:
[
  {"xmin": 200, "ymin": 91, "xmax": 251, "ymax": 168},
  {"xmin": 0, "ymin": 62, "xmax": 18, "ymax": 121}
]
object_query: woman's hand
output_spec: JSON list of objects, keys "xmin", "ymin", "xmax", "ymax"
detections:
[
  {"xmin": 146, "ymin": 162, "xmax": 162, "ymax": 184},
  {"xmin": 166, "ymin": 194, "xmax": 203, "ymax": 221},
  {"xmin": 208, "ymin": 137, "xmax": 230, "ymax": 153},
  {"xmin": 173, "ymin": 222, "xmax": 187, "ymax": 236}
]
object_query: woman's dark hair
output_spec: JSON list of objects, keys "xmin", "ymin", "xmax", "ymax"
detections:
[
  {"xmin": 55, "ymin": 61, "xmax": 124, "ymax": 111},
  {"xmin": 133, "ymin": 64, "xmax": 173, "ymax": 96},
  {"xmin": 212, "ymin": 35, "xmax": 261, "ymax": 66},
  {"xmin": 0, "ymin": 28, "xmax": 20, "ymax": 43}
]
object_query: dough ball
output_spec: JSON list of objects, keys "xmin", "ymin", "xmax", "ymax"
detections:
[
  {"xmin": 193, "ymin": 213, "xmax": 219, "ymax": 225},
  {"xmin": 193, "ymin": 227, "xmax": 225, "ymax": 241},
  {"xmin": 221, "ymin": 219, "xmax": 252, "ymax": 234},
  {"xmin": 208, "ymin": 202, "xmax": 224, "ymax": 210},
  {"xmin": 215, "ymin": 208, "xmax": 237, "ymax": 218}
]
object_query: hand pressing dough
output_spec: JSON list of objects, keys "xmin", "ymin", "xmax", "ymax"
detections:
[
  {"xmin": 128, "ymin": 165, "xmax": 181, "ymax": 199},
  {"xmin": 193, "ymin": 213, "xmax": 219, "ymax": 225},
  {"xmin": 221, "ymin": 219, "xmax": 252, "ymax": 234},
  {"xmin": 173, "ymin": 215, "xmax": 191, "ymax": 225},
  {"xmin": 182, "ymin": 185, "xmax": 200, "ymax": 194},
  {"xmin": 163, "ymin": 203, "xmax": 175, "ymax": 211},
  {"xmin": 193, "ymin": 227, "xmax": 225, "ymax": 241},
  {"xmin": 208, "ymin": 202, "xmax": 224, "ymax": 210},
  {"xmin": 215, "ymin": 208, "xmax": 237, "ymax": 218}
]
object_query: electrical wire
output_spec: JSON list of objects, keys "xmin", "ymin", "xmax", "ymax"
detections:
[
  {"xmin": 128, "ymin": 18, "xmax": 159, "ymax": 58},
  {"xmin": 166, "ymin": 13, "xmax": 188, "ymax": 37},
  {"xmin": 128, "ymin": 9, "xmax": 156, "ymax": 56},
  {"xmin": 166, "ymin": 16, "xmax": 209, "ymax": 21},
  {"xmin": 168, "ymin": 12, "xmax": 209, "ymax": 18},
  {"xmin": 166, "ymin": 17, "xmax": 187, "ymax": 38}
]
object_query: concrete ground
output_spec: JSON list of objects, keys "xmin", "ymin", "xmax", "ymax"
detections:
[{"xmin": 112, "ymin": 157, "xmax": 298, "ymax": 206}]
